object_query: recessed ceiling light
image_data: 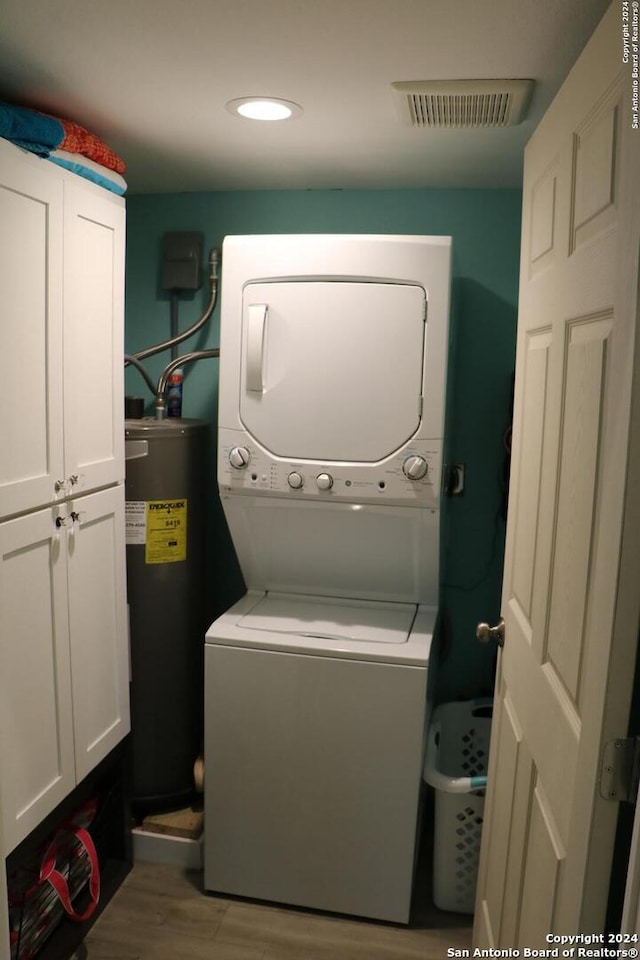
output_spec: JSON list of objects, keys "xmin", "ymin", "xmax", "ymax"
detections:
[{"xmin": 226, "ymin": 97, "xmax": 303, "ymax": 121}]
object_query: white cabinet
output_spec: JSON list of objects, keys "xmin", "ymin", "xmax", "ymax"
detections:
[
  {"xmin": 0, "ymin": 139, "xmax": 125, "ymax": 520},
  {"xmin": 0, "ymin": 505, "xmax": 76, "ymax": 849},
  {"xmin": 0, "ymin": 139, "xmax": 129, "ymax": 857},
  {"xmin": 0, "ymin": 145, "xmax": 65, "ymax": 518},
  {"xmin": 63, "ymin": 180, "xmax": 125, "ymax": 495},
  {"xmin": 66, "ymin": 488, "xmax": 129, "ymax": 784},
  {"xmin": 0, "ymin": 488, "xmax": 129, "ymax": 852}
]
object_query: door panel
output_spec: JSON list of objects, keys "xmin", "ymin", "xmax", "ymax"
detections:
[
  {"xmin": 546, "ymin": 316, "xmax": 612, "ymax": 704},
  {"xmin": 481, "ymin": 695, "xmax": 524, "ymax": 944},
  {"xmin": 500, "ymin": 703, "xmax": 535, "ymax": 946},
  {"xmin": 0, "ymin": 508, "xmax": 74, "ymax": 852},
  {"xmin": 518, "ymin": 782, "xmax": 565, "ymax": 945},
  {"xmin": 64, "ymin": 181, "xmax": 125, "ymax": 493},
  {"xmin": 570, "ymin": 96, "xmax": 619, "ymax": 253},
  {"xmin": 67, "ymin": 486, "xmax": 130, "ymax": 782},
  {"xmin": 240, "ymin": 281, "xmax": 426, "ymax": 462},
  {"xmin": 510, "ymin": 329, "xmax": 551, "ymax": 620},
  {"xmin": 0, "ymin": 146, "xmax": 64, "ymax": 519}
]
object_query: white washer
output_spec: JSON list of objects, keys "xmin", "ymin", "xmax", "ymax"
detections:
[{"xmin": 204, "ymin": 235, "xmax": 451, "ymax": 924}]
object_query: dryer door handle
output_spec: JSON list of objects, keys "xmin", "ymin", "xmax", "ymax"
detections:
[{"xmin": 246, "ymin": 303, "xmax": 268, "ymax": 392}]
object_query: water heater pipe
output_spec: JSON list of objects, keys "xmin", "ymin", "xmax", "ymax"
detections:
[
  {"xmin": 124, "ymin": 353, "xmax": 157, "ymax": 395},
  {"xmin": 155, "ymin": 349, "xmax": 221, "ymax": 419},
  {"xmin": 126, "ymin": 248, "xmax": 220, "ymax": 366}
]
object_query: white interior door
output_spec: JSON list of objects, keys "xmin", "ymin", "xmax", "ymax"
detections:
[
  {"xmin": 239, "ymin": 281, "xmax": 426, "ymax": 462},
  {"xmin": 474, "ymin": 3, "xmax": 640, "ymax": 945}
]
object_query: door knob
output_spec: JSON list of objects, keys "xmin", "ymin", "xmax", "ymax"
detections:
[{"xmin": 476, "ymin": 618, "xmax": 505, "ymax": 647}]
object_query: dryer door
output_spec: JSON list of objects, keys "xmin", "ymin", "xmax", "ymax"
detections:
[{"xmin": 239, "ymin": 281, "xmax": 426, "ymax": 463}]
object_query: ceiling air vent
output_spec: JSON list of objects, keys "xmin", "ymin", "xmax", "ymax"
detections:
[{"xmin": 391, "ymin": 79, "xmax": 534, "ymax": 128}]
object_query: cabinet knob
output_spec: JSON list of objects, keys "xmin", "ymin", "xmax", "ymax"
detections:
[{"xmin": 54, "ymin": 474, "xmax": 83, "ymax": 495}]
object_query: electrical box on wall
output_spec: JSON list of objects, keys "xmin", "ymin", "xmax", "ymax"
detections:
[{"xmin": 162, "ymin": 231, "xmax": 203, "ymax": 291}]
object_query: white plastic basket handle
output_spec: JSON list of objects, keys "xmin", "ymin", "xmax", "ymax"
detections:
[{"xmin": 423, "ymin": 704, "xmax": 489, "ymax": 794}]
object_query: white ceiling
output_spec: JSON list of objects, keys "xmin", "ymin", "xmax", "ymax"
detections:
[{"xmin": 0, "ymin": 0, "xmax": 611, "ymax": 195}]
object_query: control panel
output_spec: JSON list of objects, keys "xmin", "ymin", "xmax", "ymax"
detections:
[{"xmin": 218, "ymin": 428, "xmax": 443, "ymax": 505}]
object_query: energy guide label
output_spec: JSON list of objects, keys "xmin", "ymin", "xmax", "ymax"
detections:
[
  {"xmin": 145, "ymin": 498, "xmax": 187, "ymax": 564},
  {"xmin": 126, "ymin": 498, "xmax": 188, "ymax": 563}
]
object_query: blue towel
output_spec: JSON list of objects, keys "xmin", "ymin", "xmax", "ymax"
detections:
[
  {"xmin": 0, "ymin": 102, "xmax": 64, "ymax": 156},
  {"xmin": 46, "ymin": 154, "xmax": 126, "ymax": 196}
]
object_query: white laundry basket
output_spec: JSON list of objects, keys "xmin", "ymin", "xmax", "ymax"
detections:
[{"xmin": 423, "ymin": 699, "xmax": 493, "ymax": 914}]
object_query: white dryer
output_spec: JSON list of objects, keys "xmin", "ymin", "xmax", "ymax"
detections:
[{"xmin": 204, "ymin": 234, "xmax": 451, "ymax": 924}]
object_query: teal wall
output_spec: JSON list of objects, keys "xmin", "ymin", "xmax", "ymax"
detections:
[{"xmin": 125, "ymin": 188, "xmax": 522, "ymax": 703}]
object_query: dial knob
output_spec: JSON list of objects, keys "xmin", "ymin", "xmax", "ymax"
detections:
[
  {"xmin": 229, "ymin": 446, "xmax": 250, "ymax": 469},
  {"xmin": 288, "ymin": 471, "xmax": 304, "ymax": 489},
  {"xmin": 316, "ymin": 473, "xmax": 333, "ymax": 491},
  {"xmin": 403, "ymin": 455, "xmax": 428, "ymax": 480}
]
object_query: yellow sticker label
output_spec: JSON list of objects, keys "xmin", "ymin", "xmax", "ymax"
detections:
[{"xmin": 145, "ymin": 498, "xmax": 187, "ymax": 564}]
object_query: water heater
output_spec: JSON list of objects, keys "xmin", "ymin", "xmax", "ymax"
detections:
[{"xmin": 124, "ymin": 418, "xmax": 207, "ymax": 811}]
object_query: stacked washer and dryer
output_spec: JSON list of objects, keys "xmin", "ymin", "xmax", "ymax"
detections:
[{"xmin": 204, "ymin": 234, "xmax": 451, "ymax": 924}]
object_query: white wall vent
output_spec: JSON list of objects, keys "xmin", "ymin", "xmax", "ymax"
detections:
[{"xmin": 391, "ymin": 79, "xmax": 534, "ymax": 128}]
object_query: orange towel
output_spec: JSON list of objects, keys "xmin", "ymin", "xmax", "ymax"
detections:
[{"xmin": 55, "ymin": 115, "xmax": 125, "ymax": 174}]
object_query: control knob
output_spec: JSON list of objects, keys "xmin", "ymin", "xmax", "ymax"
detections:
[
  {"xmin": 316, "ymin": 473, "xmax": 333, "ymax": 491},
  {"xmin": 403, "ymin": 455, "xmax": 428, "ymax": 480},
  {"xmin": 287, "ymin": 471, "xmax": 304, "ymax": 489},
  {"xmin": 229, "ymin": 446, "xmax": 250, "ymax": 469}
]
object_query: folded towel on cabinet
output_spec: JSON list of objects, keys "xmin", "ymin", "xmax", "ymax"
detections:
[
  {"xmin": 0, "ymin": 101, "xmax": 63, "ymax": 155},
  {"xmin": 55, "ymin": 116, "xmax": 125, "ymax": 173},
  {"xmin": 47, "ymin": 148, "xmax": 127, "ymax": 195},
  {"xmin": 0, "ymin": 101, "xmax": 126, "ymax": 173}
]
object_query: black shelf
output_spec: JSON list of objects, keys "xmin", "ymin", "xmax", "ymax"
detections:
[{"xmin": 7, "ymin": 740, "xmax": 132, "ymax": 960}]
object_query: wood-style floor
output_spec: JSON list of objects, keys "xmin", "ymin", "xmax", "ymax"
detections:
[{"xmin": 70, "ymin": 832, "xmax": 472, "ymax": 960}]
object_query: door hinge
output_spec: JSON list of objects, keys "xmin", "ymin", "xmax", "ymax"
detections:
[
  {"xmin": 600, "ymin": 737, "xmax": 640, "ymax": 804},
  {"xmin": 423, "ymin": 300, "xmax": 428, "ymax": 322},
  {"xmin": 418, "ymin": 395, "xmax": 424, "ymax": 418}
]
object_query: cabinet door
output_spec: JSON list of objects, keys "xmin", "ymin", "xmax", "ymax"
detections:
[
  {"xmin": 67, "ymin": 486, "xmax": 130, "ymax": 782},
  {"xmin": 63, "ymin": 181, "xmax": 125, "ymax": 495},
  {"xmin": 0, "ymin": 144, "xmax": 64, "ymax": 520},
  {"xmin": 0, "ymin": 507, "xmax": 75, "ymax": 853}
]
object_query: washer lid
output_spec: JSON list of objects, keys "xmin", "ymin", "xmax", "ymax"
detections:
[
  {"xmin": 239, "ymin": 280, "xmax": 426, "ymax": 463},
  {"xmin": 207, "ymin": 591, "xmax": 436, "ymax": 665},
  {"xmin": 238, "ymin": 592, "xmax": 416, "ymax": 645}
]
